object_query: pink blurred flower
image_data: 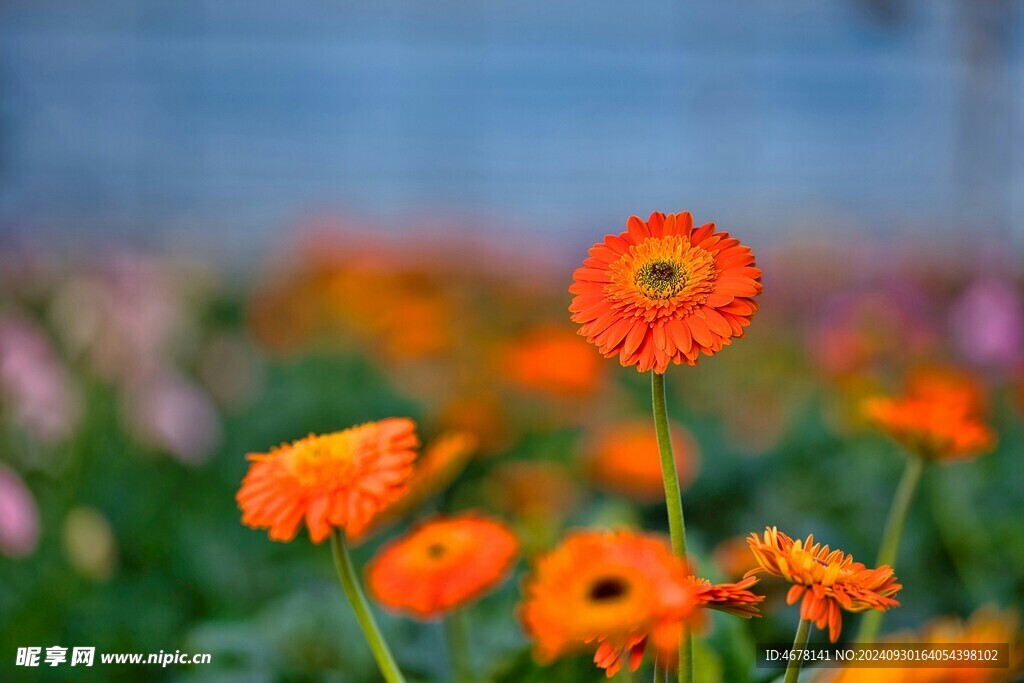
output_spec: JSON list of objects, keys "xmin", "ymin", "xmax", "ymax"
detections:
[
  {"xmin": 0, "ymin": 463, "xmax": 40, "ymax": 558},
  {"xmin": 122, "ymin": 371, "xmax": 221, "ymax": 465},
  {"xmin": 949, "ymin": 278, "xmax": 1024, "ymax": 368},
  {"xmin": 0, "ymin": 317, "xmax": 80, "ymax": 443},
  {"xmin": 49, "ymin": 251, "xmax": 198, "ymax": 384}
]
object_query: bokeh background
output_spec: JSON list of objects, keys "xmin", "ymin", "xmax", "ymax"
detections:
[{"xmin": 1, "ymin": 2, "xmax": 1022, "ymax": 681}]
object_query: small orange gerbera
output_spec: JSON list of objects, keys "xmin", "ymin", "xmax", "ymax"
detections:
[
  {"xmin": 365, "ymin": 513, "xmax": 519, "ymax": 619},
  {"xmin": 746, "ymin": 527, "xmax": 901, "ymax": 642},
  {"xmin": 864, "ymin": 381, "xmax": 995, "ymax": 461},
  {"xmin": 519, "ymin": 529, "xmax": 699, "ymax": 677},
  {"xmin": 570, "ymin": 211, "xmax": 762, "ymax": 373},
  {"xmin": 350, "ymin": 431, "xmax": 477, "ymax": 544},
  {"xmin": 236, "ymin": 418, "xmax": 418, "ymax": 542},
  {"xmin": 586, "ymin": 419, "xmax": 699, "ymax": 502}
]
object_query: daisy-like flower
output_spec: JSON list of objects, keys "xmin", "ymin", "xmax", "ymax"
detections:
[
  {"xmin": 569, "ymin": 211, "xmax": 762, "ymax": 372},
  {"xmin": 350, "ymin": 431, "xmax": 477, "ymax": 544},
  {"xmin": 864, "ymin": 385, "xmax": 995, "ymax": 462},
  {"xmin": 519, "ymin": 530, "xmax": 700, "ymax": 677},
  {"xmin": 366, "ymin": 513, "xmax": 519, "ymax": 619},
  {"xmin": 746, "ymin": 527, "xmax": 901, "ymax": 642},
  {"xmin": 586, "ymin": 419, "xmax": 699, "ymax": 503},
  {"xmin": 236, "ymin": 418, "xmax": 418, "ymax": 542}
]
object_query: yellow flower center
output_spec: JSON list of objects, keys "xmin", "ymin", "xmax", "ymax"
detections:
[
  {"xmin": 608, "ymin": 235, "xmax": 718, "ymax": 316},
  {"xmin": 282, "ymin": 431, "xmax": 359, "ymax": 488}
]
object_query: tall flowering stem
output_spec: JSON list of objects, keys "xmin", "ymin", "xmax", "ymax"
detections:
[
  {"xmin": 445, "ymin": 610, "xmax": 472, "ymax": 683},
  {"xmin": 330, "ymin": 529, "xmax": 406, "ymax": 683},
  {"xmin": 784, "ymin": 619, "xmax": 812, "ymax": 683},
  {"xmin": 651, "ymin": 370, "xmax": 692, "ymax": 683},
  {"xmin": 856, "ymin": 454, "xmax": 923, "ymax": 643}
]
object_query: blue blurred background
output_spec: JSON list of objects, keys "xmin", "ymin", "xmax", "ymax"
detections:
[{"xmin": 2, "ymin": 1, "xmax": 1022, "ymax": 260}]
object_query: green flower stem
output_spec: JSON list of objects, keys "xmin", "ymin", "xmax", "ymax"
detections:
[
  {"xmin": 445, "ymin": 609, "xmax": 473, "ymax": 683},
  {"xmin": 330, "ymin": 529, "xmax": 406, "ymax": 683},
  {"xmin": 856, "ymin": 454, "xmax": 924, "ymax": 644},
  {"xmin": 784, "ymin": 619, "xmax": 812, "ymax": 683},
  {"xmin": 650, "ymin": 371, "xmax": 692, "ymax": 683}
]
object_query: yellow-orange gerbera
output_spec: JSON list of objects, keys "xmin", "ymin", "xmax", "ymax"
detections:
[
  {"xmin": 236, "ymin": 418, "xmax": 418, "ymax": 542},
  {"xmin": 746, "ymin": 527, "xmax": 901, "ymax": 642},
  {"xmin": 864, "ymin": 383, "xmax": 995, "ymax": 462},
  {"xmin": 519, "ymin": 530, "xmax": 699, "ymax": 677},
  {"xmin": 350, "ymin": 431, "xmax": 477, "ymax": 544},
  {"xmin": 570, "ymin": 211, "xmax": 762, "ymax": 373},
  {"xmin": 365, "ymin": 513, "xmax": 519, "ymax": 619},
  {"xmin": 586, "ymin": 419, "xmax": 699, "ymax": 502}
]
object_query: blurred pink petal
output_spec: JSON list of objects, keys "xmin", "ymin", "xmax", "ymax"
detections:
[
  {"xmin": 949, "ymin": 278, "xmax": 1024, "ymax": 368},
  {"xmin": 123, "ymin": 371, "xmax": 222, "ymax": 465},
  {"xmin": 0, "ymin": 317, "xmax": 80, "ymax": 443},
  {"xmin": 0, "ymin": 464, "xmax": 41, "ymax": 558}
]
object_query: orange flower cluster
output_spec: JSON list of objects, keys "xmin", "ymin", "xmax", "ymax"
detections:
[
  {"xmin": 570, "ymin": 211, "xmax": 762, "ymax": 373},
  {"xmin": 746, "ymin": 527, "xmax": 901, "ymax": 642},
  {"xmin": 864, "ymin": 372, "xmax": 995, "ymax": 462},
  {"xmin": 237, "ymin": 418, "xmax": 418, "ymax": 542},
  {"xmin": 366, "ymin": 513, "xmax": 519, "ymax": 620},
  {"xmin": 519, "ymin": 529, "xmax": 764, "ymax": 677}
]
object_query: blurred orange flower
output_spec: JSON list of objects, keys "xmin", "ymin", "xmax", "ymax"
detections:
[
  {"xmin": 712, "ymin": 536, "xmax": 759, "ymax": 581},
  {"xmin": 499, "ymin": 325, "xmax": 603, "ymax": 396},
  {"xmin": 864, "ymin": 379, "xmax": 995, "ymax": 462},
  {"xmin": 570, "ymin": 211, "xmax": 761, "ymax": 373},
  {"xmin": 587, "ymin": 419, "xmax": 699, "ymax": 502},
  {"xmin": 366, "ymin": 513, "xmax": 519, "ymax": 620},
  {"xmin": 746, "ymin": 527, "xmax": 901, "ymax": 642},
  {"xmin": 350, "ymin": 431, "xmax": 477, "ymax": 544},
  {"xmin": 236, "ymin": 418, "xmax": 418, "ymax": 542},
  {"xmin": 829, "ymin": 604, "xmax": 1022, "ymax": 683},
  {"xmin": 904, "ymin": 366, "xmax": 987, "ymax": 415},
  {"xmin": 519, "ymin": 529, "xmax": 699, "ymax": 677}
]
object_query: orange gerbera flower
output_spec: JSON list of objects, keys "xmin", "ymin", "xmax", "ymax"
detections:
[
  {"xmin": 365, "ymin": 513, "xmax": 519, "ymax": 619},
  {"xmin": 864, "ymin": 381, "xmax": 995, "ymax": 462},
  {"xmin": 587, "ymin": 419, "xmax": 699, "ymax": 502},
  {"xmin": 236, "ymin": 418, "xmax": 418, "ymax": 542},
  {"xmin": 350, "ymin": 431, "xmax": 477, "ymax": 544},
  {"xmin": 746, "ymin": 527, "xmax": 901, "ymax": 642},
  {"xmin": 570, "ymin": 211, "xmax": 762, "ymax": 373},
  {"xmin": 519, "ymin": 530, "xmax": 699, "ymax": 677},
  {"xmin": 500, "ymin": 325, "xmax": 603, "ymax": 397}
]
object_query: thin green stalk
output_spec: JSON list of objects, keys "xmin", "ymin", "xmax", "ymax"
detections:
[
  {"xmin": 856, "ymin": 454, "xmax": 924, "ymax": 643},
  {"xmin": 784, "ymin": 619, "xmax": 812, "ymax": 683},
  {"xmin": 445, "ymin": 609, "xmax": 473, "ymax": 683},
  {"xmin": 330, "ymin": 529, "xmax": 406, "ymax": 683},
  {"xmin": 650, "ymin": 370, "xmax": 692, "ymax": 683}
]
